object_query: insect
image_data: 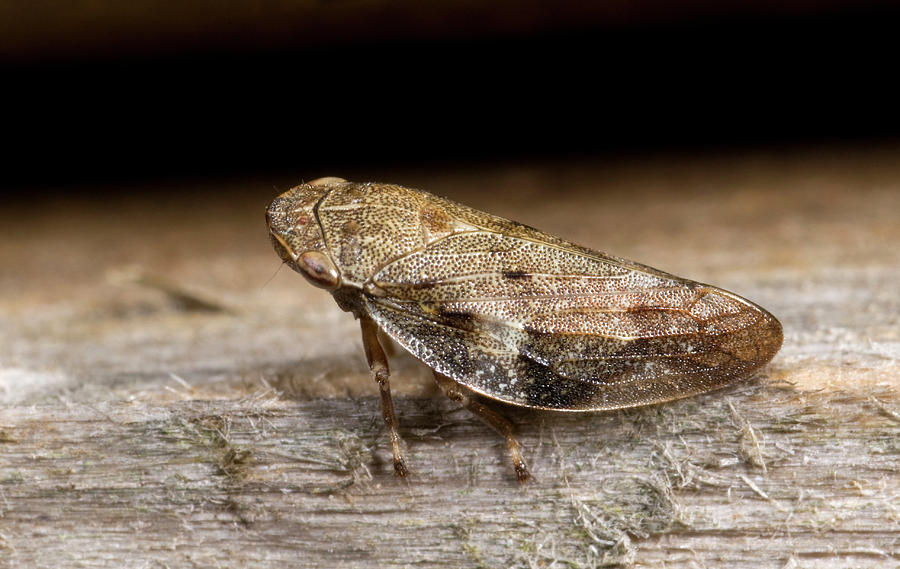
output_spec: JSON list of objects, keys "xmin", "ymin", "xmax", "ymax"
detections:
[{"xmin": 266, "ymin": 177, "xmax": 783, "ymax": 482}]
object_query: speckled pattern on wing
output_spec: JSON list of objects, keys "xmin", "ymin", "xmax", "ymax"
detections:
[{"xmin": 268, "ymin": 180, "xmax": 783, "ymax": 411}]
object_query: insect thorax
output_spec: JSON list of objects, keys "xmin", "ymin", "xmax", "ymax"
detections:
[{"xmin": 316, "ymin": 183, "xmax": 474, "ymax": 287}]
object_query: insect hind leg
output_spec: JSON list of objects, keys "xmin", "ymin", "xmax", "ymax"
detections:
[
  {"xmin": 432, "ymin": 371, "xmax": 530, "ymax": 483},
  {"xmin": 360, "ymin": 317, "xmax": 409, "ymax": 477}
]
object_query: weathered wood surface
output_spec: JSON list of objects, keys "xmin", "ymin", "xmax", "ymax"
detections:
[{"xmin": 1, "ymin": 148, "xmax": 898, "ymax": 568}]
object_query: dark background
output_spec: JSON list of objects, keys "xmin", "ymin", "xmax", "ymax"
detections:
[{"xmin": 3, "ymin": 1, "xmax": 899, "ymax": 192}]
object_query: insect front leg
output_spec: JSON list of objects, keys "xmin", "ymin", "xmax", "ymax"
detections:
[
  {"xmin": 359, "ymin": 317, "xmax": 409, "ymax": 477},
  {"xmin": 432, "ymin": 371, "xmax": 530, "ymax": 483}
]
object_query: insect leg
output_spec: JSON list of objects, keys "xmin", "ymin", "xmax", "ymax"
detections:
[
  {"xmin": 432, "ymin": 371, "xmax": 530, "ymax": 483},
  {"xmin": 360, "ymin": 317, "xmax": 409, "ymax": 477}
]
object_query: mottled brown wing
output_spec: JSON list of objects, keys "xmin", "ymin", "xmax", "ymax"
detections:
[{"xmin": 365, "ymin": 229, "xmax": 783, "ymax": 411}]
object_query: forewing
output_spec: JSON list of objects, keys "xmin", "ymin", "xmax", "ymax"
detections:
[{"xmin": 366, "ymin": 226, "xmax": 782, "ymax": 411}]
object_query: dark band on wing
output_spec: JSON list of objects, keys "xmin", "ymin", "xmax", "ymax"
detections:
[
  {"xmin": 516, "ymin": 354, "xmax": 601, "ymax": 408},
  {"xmin": 502, "ymin": 269, "xmax": 530, "ymax": 280},
  {"xmin": 436, "ymin": 306, "xmax": 477, "ymax": 332}
]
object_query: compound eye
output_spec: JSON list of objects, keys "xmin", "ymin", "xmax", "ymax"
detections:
[{"xmin": 297, "ymin": 251, "xmax": 340, "ymax": 290}]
